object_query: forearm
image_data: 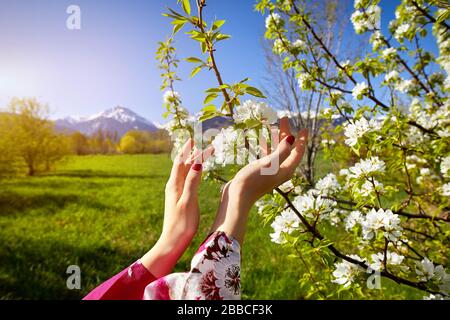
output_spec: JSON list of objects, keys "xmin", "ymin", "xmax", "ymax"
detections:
[
  {"xmin": 209, "ymin": 182, "xmax": 255, "ymax": 245},
  {"xmin": 140, "ymin": 231, "xmax": 193, "ymax": 278}
]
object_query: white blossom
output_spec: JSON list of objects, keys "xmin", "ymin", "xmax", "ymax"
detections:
[
  {"xmin": 354, "ymin": 0, "xmax": 363, "ymax": 9},
  {"xmin": 332, "ymin": 255, "xmax": 364, "ymax": 287},
  {"xmin": 344, "ymin": 210, "xmax": 363, "ymax": 231},
  {"xmin": 348, "ymin": 157, "xmax": 386, "ymax": 180},
  {"xmin": 343, "ymin": 117, "xmax": 380, "ymax": 147},
  {"xmin": 291, "ymin": 39, "xmax": 306, "ymax": 52},
  {"xmin": 292, "ymin": 193, "xmax": 336, "ymax": 219},
  {"xmin": 441, "ymin": 183, "xmax": 450, "ymax": 197},
  {"xmin": 273, "ymin": 39, "xmax": 285, "ymax": 54},
  {"xmin": 361, "ymin": 208, "xmax": 402, "ymax": 241},
  {"xmin": 163, "ymin": 90, "xmax": 180, "ymax": 104},
  {"xmin": 395, "ymin": 79, "xmax": 414, "ymax": 93},
  {"xmin": 384, "ymin": 70, "xmax": 400, "ymax": 83},
  {"xmin": 415, "ymin": 258, "xmax": 448, "ymax": 282},
  {"xmin": 340, "ymin": 60, "xmax": 351, "ymax": 68},
  {"xmin": 358, "ymin": 179, "xmax": 384, "ymax": 197},
  {"xmin": 265, "ymin": 13, "xmax": 282, "ymax": 29},
  {"xmin": 423, "ymin": 294, "xmax": 445, "ymax": 300},
  {"xmin": 278, "ymin": 180, "xmax": 295, "ymax": 193},
  {"xmin": 298, "ymin": 73, "xmax": 311, "ymax": 90},
  {"xmin": 233, "ymin": 100, "xmax": 278, "ymax": 124},
  {"xmin": 394, "ymin": 23, "xmax": 411, "ymax": 40},
  {"xmin": 270, "ymin": 208, "xmax": 301, "ymax": 244},
  {"xmin": 211, "ymin": 127, "xmax": 246, "ymax": 166},
  {"xmin": 352, "ymin": 82, "xmax": 369, "ymax": 100},
  {"xmin": 369, "ymin": 251, "xmax": 404, "ymax": 271},
  {"xmin": 315, "ymin": 173, "xmax": 340, "ymax": 196},
  {"xmin": 382, "ymin": 47, "xmax": 397, "ymax": 60},
  {"xmin": 441, "ymin": 156, "xmax": 450, "ymax": 177},
  {"xmin": 350, "ymin": 5, "xmax": 381, "ymax": 34}
]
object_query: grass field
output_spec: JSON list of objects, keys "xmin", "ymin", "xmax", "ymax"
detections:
[{"xmin": 0, "ymin": 154, "xmax": 424, "ymax": 299}]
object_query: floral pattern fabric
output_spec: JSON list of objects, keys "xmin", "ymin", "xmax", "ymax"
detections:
[{"xmin": 144, "ymin": 231, "xmax": 241, "ymax": 300}]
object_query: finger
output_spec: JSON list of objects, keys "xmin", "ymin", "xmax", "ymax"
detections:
[
  {"xmin": 201, "ymin": 145, "xmax": 215, "ymax": 162},
  {"xmin": 185, "ymin": 147, "xmax": 202, "ymax": 166},
  {"xmin": 279, "ymin": 117, "xmax": 291, "ymax": 141},
  {"xmin": 266, "ymin": 133, "xmax": 296, "ymax": 167},
  {"xmin": 180, "ymin": 162, "xmax": 203, "ymax": 203},
  {"xmin": 170, "ymin": 138, "xmax": 193, "ymax": 182},
  {"xmin": 178, "ymin": 138, "xmax": 194, "ymax": 163},
  {"xmin": 279, "ymin": 128, "xmax": 308, "ymax": 178}
]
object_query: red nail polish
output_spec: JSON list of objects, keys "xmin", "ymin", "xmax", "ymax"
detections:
[
  {"xmin": 192, "ymin": 163, "xmax": 202, "ymax": 171},
  {"xmin": 286, "ymin": 135, "xmax": 295, "ymax": 145}
]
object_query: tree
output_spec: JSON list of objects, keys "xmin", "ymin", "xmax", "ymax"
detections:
[
  {"xmin": 0, "ymin": 113, "xmax": 20, "ymax": 176},
  {"xmin": 69, "ymin": 132, "xmax": 91, "ymax": 155},
  {"xmin": 160, "ymin": 0, "xmax": 449, "ymax": 299},
  {"xmin": 118, "ymin": 130, "xmax": 172, "ymax": 154},
  {"xmin": 261, "ymin": 0, "xmax": 359, "ymax": 185},
  {"xmin": 8, "ymin": 98, "xmax": 69, "ymax": 176}
]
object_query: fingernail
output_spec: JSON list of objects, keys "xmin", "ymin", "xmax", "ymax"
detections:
[
  {"xmin": 192, "ymin": 163, "xmax": 202, "ymax": 171},
  {"xmin": 286, "ymin": 135, "xmax": 295, "ymax": 145}
]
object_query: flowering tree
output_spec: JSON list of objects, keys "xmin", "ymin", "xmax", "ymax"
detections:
[{"xmin": 159, "ymin": 0, "xmax": 449, "ymax": 299}]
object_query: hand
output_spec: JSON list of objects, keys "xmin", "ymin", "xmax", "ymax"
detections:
[
  {"xmin": 141, "ymin": 139, "xmax": 213, "ymax": 277},
  {"xmin": 210, "ymin": 118, "xmax": 308, "ymax": 244}
]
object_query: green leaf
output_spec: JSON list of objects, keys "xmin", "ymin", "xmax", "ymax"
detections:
[
  {"xmin": 199, "ymin": 112, "xmax": 218, "ymax": 122},
  {"xmin": 173, "ymin": 22, "xmax": 186, "ymax": 35},
  {"xmin": 212, "ymin": 20, "xmax": 226, "ymax": 30},
  {"xmin": 185, "ymin": 57, "xmax": 203, "ymax": 64},
  {"xmin": 201, "ymin": 42, "xmax": 207, "ymax": 53},
  {"xmin": 202, "ymin": 105, "xmax": 217, "ymax": 113},
  {"xmin": 205, "ymin": 87, "xmax": 220, "ymax": 93},
  {"xmin": 190, "ymin": 65, "xmax": 203, "ymax": 78},
  {"xmin": 215, "ymin": 34, "xmax": 231, "ymax": 41},
  {"xmin": 204, "ymin": 93, "xmax": 218, "ymax": 105},
  {"xmin": 162, "ymin": 111, "xmax": 171, "ymax": 118},
  {"xmin": 245, "ymin": 86, "xmax": 266, "ymax": 98},
  {"xmin": 181, "ymin": 0, "xmax": 191, "ymax": 15}
]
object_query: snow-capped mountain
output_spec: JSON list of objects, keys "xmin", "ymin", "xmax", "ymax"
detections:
[{"xmin": 55, "ymin": 106, "xmax": 158, "ymax": 137}]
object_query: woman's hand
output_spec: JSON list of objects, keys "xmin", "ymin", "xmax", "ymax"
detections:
[
  {"xmin": 141, "ymin": 139, "xmax": 212, "ymax": 277},
  {"xmin": 210, "ymin": 118, "xmax": 308, "ymax": 244}
]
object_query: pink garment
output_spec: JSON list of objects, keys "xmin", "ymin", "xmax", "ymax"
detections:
[
  {"xmin": 144, "ymin": 231, "xmax": 241, "ymax": 300},
  {"xmin": 83, "ymin": 260, "xmax": 156, "ymax": 300},
  {"xmin": 83, "ymin": 231, "xmax": 241, "ymax": 300}
]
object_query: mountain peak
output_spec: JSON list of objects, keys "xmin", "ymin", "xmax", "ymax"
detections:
[{"xmin": 55, "ymin": 106, "xmax": 158, "ymax": 137}]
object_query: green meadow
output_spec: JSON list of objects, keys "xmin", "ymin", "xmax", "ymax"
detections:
[{"xmin": 0, "ymin": 154, "xmax": 422, "ymax": 299}]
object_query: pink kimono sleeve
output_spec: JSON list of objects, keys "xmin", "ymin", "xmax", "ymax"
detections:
[{"xmin": 83, "ymin": 260, "xmax": 157, "ymax": 300}]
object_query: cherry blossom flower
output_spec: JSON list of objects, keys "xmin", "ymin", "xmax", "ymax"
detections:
[
  {"xmin": 163, "ymin": 90, "xmax": 181, "ymax": 104},
  {"xmin": 341, "ymin": 157, "xmax": 386, "ymax": 181},
  {"xmin": 211, "ymin": 127, "xmax": 247, "ymax": 166},
  {"xmin": 344, "ymin": 210, "xmax": 363, "ymax": 231},
  {"xmin": 384, "ymin": 70, "xmax": 400, "ymax": 83},
  {"xmin": 265, "ymin": 13, "xmax": 282, "ymax": 29},
  {"xmin": 369, "ymin": 251, "xmax": 404, "ymax": 271},
  {"xmin": 361, "ymin": 208, "xmax": 402, "ymax": 241},
  {"xmin": 343, "ymin": 117, "xmax": 380, "ymax": 147},
  {"xmin": 332, "ymin": 255, "xmax": 364, "ymax": 287},
  {"xmin": 314, "ymin": 173, "xmax": 340, "ymax": 196},
  {"xmin": 358, "ymin": 179, "xmax": 384, "ymax": 197},
  {"xmin": 352, "ymin": 82, "xmax": 369, "ymax": 100},
  {"xmin": 233, "ymin": 100, "xmax": 278, "ymax": 125},
  {"xmin": 270, "ymin": 208, "xmax": 301, "ymax": 244},
  {"xmin": 382, "ymin": 47, "xmax": 397, "ymax": 60},
  {"xmin": 441, "ymin": 156, "xmax": 450, "ymax": 177}
]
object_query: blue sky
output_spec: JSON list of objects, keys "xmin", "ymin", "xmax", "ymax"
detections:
[{"xmin": 0, "ymin": 0, "xmax": 434, "ymax": 123}]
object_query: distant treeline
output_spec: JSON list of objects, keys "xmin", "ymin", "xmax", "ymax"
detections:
[
  {"xmin": 70, "ymin": 129, "xmax": 171, "ymax": 155},
  {"xmin": 0, "ymin": 98, "xmax": 172, "ymax": 177}
]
